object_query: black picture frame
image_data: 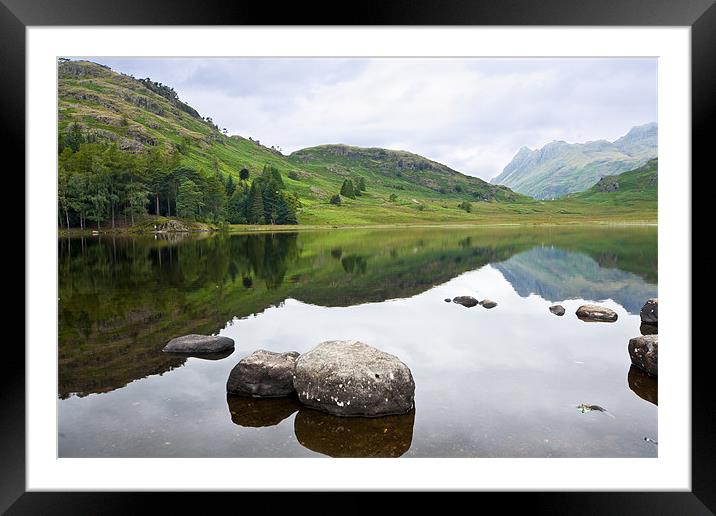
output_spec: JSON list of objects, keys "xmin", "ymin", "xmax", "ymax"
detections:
[{"xmin": 4, "ymin": 0, "xmax": 709, "ymax": 513}]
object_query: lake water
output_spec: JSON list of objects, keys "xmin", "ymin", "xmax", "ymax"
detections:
[{"xmin": 58, "ymin": 226, "xmax": 658, "ymax": 457}]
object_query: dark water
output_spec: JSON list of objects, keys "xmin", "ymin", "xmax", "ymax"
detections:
[{"xmin": 58, "ymin": 226, "xmax": 658, "ymax": 457}]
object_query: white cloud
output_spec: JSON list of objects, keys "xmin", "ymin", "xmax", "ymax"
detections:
[{"xmin": 76, "ymin": 57, "xmax": 657, "ymax": 180}]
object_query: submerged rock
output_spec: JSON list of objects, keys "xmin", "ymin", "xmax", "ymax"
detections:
[
  {"xmin": 480, "ymin": 299, "xmax": 497, "ymax": 309},
  {"xmin": 628, "ymin": 365, "xmax": 658, "ymax": 405},
  {"xmin": 549, "ymin": 305, "xmax": 566, "ymax": 316},
  {"xmin": 576, "ymin": 403, "xmax": 609, "ymax": 413},
  {"xmin": 453, "ymin": 296, "xmax": 479, "ymax": 307},
  {"xmin": 293, "ymin": 340, "xmax": 415, "ymax": 417},
  {"xmin": 576, "ymin": 304, "xmax": 618, "ymax": 322},
  {"xmin": 226, "ymin": 350, "xmax": 300, "ymax": 397},
  {"xmin": 640, "ymin": 298, "xmax": 658, "ymax": 325},
  {"xmin": 163, "ymin": 334, "xmax": 234, "ymax": 354},
  {"xmin": 226, "ymin": 394, "xmax": 301, "ymax": 427},
  {"xmin": 294, "ymin": 408, "xmax": 415, "ymax": 457},
  {"xmin": 628, "ymin": 334, "xmax": 658, "ymax": 376}
]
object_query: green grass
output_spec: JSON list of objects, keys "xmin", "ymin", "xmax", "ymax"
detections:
[{"xmin": 58, "ymin": 60, "xmax": 657, "ymax": 227}]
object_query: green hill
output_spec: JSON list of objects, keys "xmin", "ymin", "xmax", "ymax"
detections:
[
  {"xmin": 571, "ymin": 158, "xmax": 658, "ymax": 206},
  {"xmin": 57, "ymin": 59, "xmax": 656, "ymax": 227}
]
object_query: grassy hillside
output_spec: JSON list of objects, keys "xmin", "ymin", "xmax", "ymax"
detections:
[
  {"xmin": 570, "ymin": 158, "xmax": 657, "ymax": 208},
  {"xmin": 58, "ymin": 59, "xmax": 656, "ymax": 226}
]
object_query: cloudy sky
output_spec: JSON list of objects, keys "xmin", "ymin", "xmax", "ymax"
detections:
[{"xmin": 84, "ymin": 57, "xmax": 657, "ymax": 181}]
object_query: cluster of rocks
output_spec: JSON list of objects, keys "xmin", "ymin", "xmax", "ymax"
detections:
[
  {"xmin": 446, "ymin": 296, "xmax": 624, "ymax": 323},
  {"xmin": 448, "ymin": 296, "xmax": 497, "ymax": 309},
  {"xmin": 226, "ymin": 340, "xmax": 416, "ymax": 418},
  {"xmin": 629, "ymin": 298, "xmax": 658, "ymax": 377}
]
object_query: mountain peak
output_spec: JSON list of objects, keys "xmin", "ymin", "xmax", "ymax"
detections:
[{"xmin": 491, "ymin": 124, "xmax": 658, "ymax": 199}]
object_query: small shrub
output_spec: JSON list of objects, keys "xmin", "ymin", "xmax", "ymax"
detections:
[
  {"xmin": 458, "ymin": 201, "xmax": 472, "ymax": 213},
  {"xmin": 330, "ymin": 194, "xmax": 342, "ymax": 205}
]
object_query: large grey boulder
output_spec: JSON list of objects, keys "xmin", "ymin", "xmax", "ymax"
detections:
[
  {"xmin": 549, "ymin": 305, "xmax": 566, "ymax": 316},
  {"xmin": 576, "ymin": 304, "xmax": 618, "ymax": 322},
  {"xmin": 453, "ymin": 296, "xmax": 479, "ymax": 307},
  {"xmin": 640, "ymin": 298, "xmax": 658, "ymax": 325},
  {"xmin": 628, "ymin": 334, "xmax": 658, "ymax": 376},
  {"xmin": 226, "ymin": 350, "xmax": 300, "ymax": 397},
  {"xmin": 163, "ymin": 334, "xmax": 234, "ymax": 354},
  {"xmin": 293, "ymin": 340, "xmax": 415, "ymax": 417}
]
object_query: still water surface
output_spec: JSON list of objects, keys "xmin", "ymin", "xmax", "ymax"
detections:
[{"xmin": 58, "ymin": 226, "xmax": 657, "ymax": 457}]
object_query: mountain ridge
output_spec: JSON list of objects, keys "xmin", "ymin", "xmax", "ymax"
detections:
[{"xmin": 491, "ymin": 123, "xmax": 657, "ymax": 199}]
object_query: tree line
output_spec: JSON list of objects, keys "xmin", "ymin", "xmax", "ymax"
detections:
[
  {"xmin": 330, "ymin": 177, "xmax": 367, "ymax": 205},
  {"xmin": 58, "ymin": 123, "xmax": 299, "ymax": 229},
  {"xmin": 226, "ymin": 165, "xmax": 299, "ymax": 225}
]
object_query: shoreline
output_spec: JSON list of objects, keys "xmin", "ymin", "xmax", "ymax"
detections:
[{"xmin": 57, "ymin": 219, "xmax": 658, "ymax": 237}]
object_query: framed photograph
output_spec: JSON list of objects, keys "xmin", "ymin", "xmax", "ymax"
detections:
[{"xmin": 6, "ymin": 0, "xmax": 709, "ymax": 512}]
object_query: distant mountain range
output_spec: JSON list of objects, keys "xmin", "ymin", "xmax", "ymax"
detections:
[{"xmin": 491, "ymin": 123, "xmax": 657, "ymax": 199}]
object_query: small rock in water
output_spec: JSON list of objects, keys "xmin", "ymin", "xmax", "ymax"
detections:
[
  {"xmin": 480, "ymin": 299, "xmax": 497, "ymax": 309},
  {"xmin": 575, "ymin": 304, "xmax": 618, "ymax": 322},
  {"xmin": 640, "ymin": 298, "xmax": 658, "ymax": 325},
  {"xmin": 549, "ymin": 305, "xmax": 566, "ymax": 316},
  {"xmin": 444, "ymin": 298, "xmax": 451, "ymax": 303},
  {"xmin": 453, "ymin": 296, "xmax": 479, "ymax": 308},
  {"xmin": 576, "ymin": 403, "xmax": 613, "ymax": 417},
  {"xmin": 226, "ymin": 350, "xmax": 300, "ymax": 397},
  {"xmin": 628, "ymin": 334, "xmax": 658, "ymax": 376},
  {"xmin": 163, "ymin": 334, "xmax": 234, "ymax": 354}
]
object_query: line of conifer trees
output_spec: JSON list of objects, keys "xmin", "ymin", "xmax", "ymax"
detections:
[
  {"xmin": 338, "ymin": 177, "xmax": 367, "ymax": 199},
  {"xmin": 225, "ymin": 165, "xmax": 299, "ymax": 225},
  {"xmin": 58, "ymin": 123, "xmax": 299, "ymax": 229}
]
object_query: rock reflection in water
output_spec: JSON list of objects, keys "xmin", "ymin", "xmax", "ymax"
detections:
[
  {"xmin": 170, "ymin": 349, "xmax": 235, "ymax": 361},
  {"xmin": 640, "ymin": 323, "xmax": 658, "ymax": 336},
  {"xmin": 628, "ymin": 365, "xmax": 658, "ymax": 406},
  {"xmin": 294, "ymin": 408, "xmax": 415, "ymax": 457},
  {"xmin": 226, "ymin": 395, "xmax": 302, "ymax": 428}
]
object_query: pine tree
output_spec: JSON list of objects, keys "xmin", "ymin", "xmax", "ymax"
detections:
[
  {"xmin": 248, "ymin": 181, "xmax": 265, "ymax": 224},
  {"xmin": 64, "ymin": 122, "xmax": 85, "ymax": 152},
  {"xmin": 340, "ymin": 179, "xmax": 356, "ymax": 199},
  {"xmin": 225, "ymin": 175, "xmax": 236, "ymax": 197},
  {"xmin": 262, "ymin": 180, "xmax": 281, "ymax": 224},
  {"xmin": 356, "ymin": 176, "xmax": 367, "ymax": 192},
  {"xmin": 276, "ymin": 194, "xmax": 298, "ymax": 224},
  {"xmin": 176, "ymin": 179, "xmax": 203, "ymax": 220}
]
